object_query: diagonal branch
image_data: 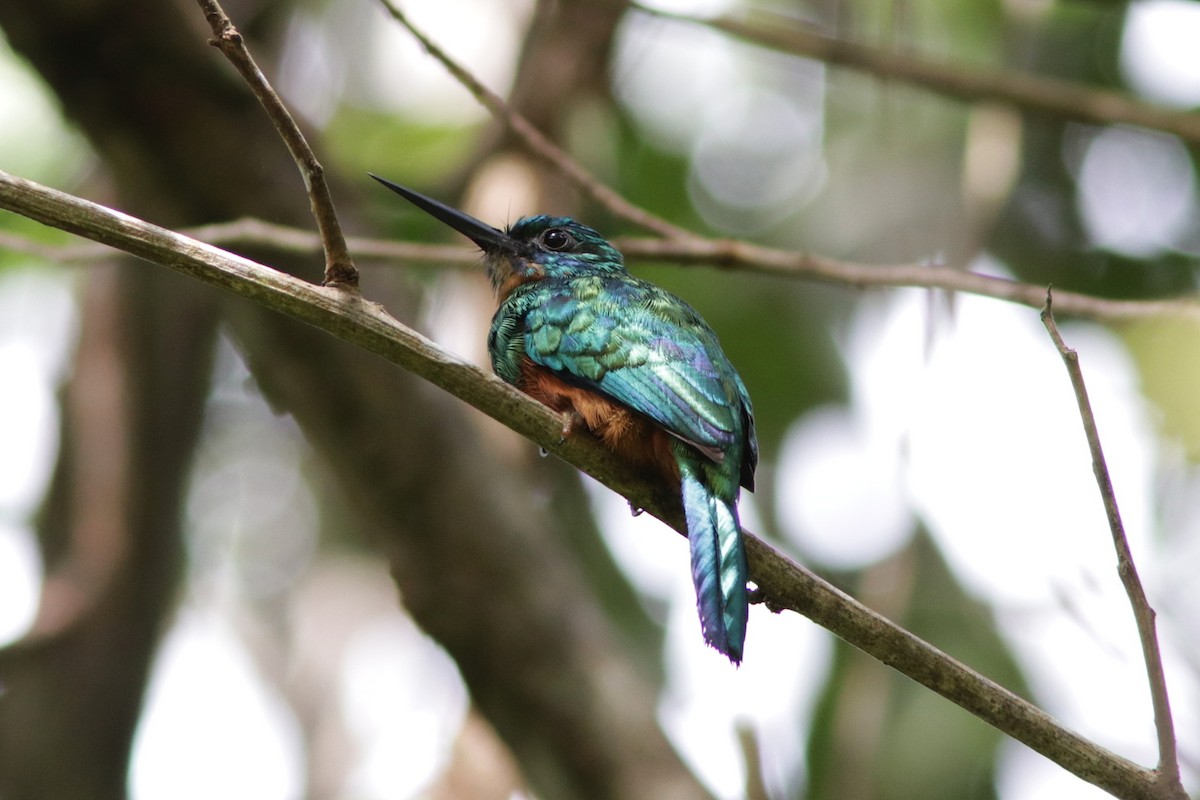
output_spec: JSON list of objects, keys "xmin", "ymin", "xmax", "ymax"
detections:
[
  {"xmin": 374, "ymin": 0, "xmax": 695, "ymax": 242},
  {"xmin": 1041, "ymin": 291, "xmax": 1184, "ymax": 798},
  {"xmin": 644, "ymin": 7, "xmax": 1200, "ymax": 146},
  {"xmin": 196, "ymin": 0, "xmax": 358, "ymax": 288},
  {"xmin": 0, "ymin": 168, "xmax": 1173, "ymax": 800}
]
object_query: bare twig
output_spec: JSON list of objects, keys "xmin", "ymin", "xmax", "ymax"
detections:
[
  {"xmin": 7, "ymin": 222, "xmax": 1199, "ymax": 324},
  {"xmin": 0, "ymin": 229, "xmax": 110, "ymax": 262},
  {"xmin": 646, "ymin": 7, "xmax": 1200, "ymax": 145},
  {"xmin": 0, "ymin": 169, "xmax": 1172, "ymax": 800},
  {"xmin": 196, "ymin": 0, "xmax": 358, "ymax": 289},
  {"xmin": 1040, "ymin": 290, "xmax": 1185, "ymax": 799},
  {"xmin": 620, "ymin": 236, "xmax": 1200, "ymax": 322},
  {"xmin": 0, "ymin": 223, "xmax": 474, "ymax": 267},
  {"xmin": 373, "ymin": 0, "xmax": 695, "ymax": 242}
]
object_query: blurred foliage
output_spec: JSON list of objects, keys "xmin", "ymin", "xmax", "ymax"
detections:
[
  {"xmin": 1124, "ymin": 318, "xmax": 1200, "ymax": 458},
  {"xmin": 807, "ymin": 532, "xmax": 1027, "ymax": 800},
  {"xmin": 0, "ymin": 214, "xmax": 72, "ymax": 271},
  {"xmin": 325, "ymin": 108, "xmax": 481, "ymax": 190}
]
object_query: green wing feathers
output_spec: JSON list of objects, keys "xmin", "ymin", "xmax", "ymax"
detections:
[{"xmin": 512, "ymin": 277, "xmax": 756, "ymax": 486}]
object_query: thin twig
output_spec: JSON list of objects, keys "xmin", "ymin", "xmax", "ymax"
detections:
[
  {"xmin": 0, "ymin": 223, "xmax": 472, "ymax": 267},
  {"xmin": 374, "ymin": 0, "xmax": 695, "ymax": 242},
  {"xmin": 646, "ymin": 7, "xmax": 1200, "ymax": 145},
  {"xmin": 196, "ymin": 0, "xmax": 358, "ymax": 289},
  {"xmin": 621, "ymin": 236, "xmax": 1200, "ymax": 322},
  {"xmin": 1040, "ymin": 289, "xmax": 1184, "ymax": 798},
  {"xmin": 0, "ymin": 169, "xmax": 1171, "ymax": 800},
  {"xmin": 6, "ymin": 223, "xmax": 1199, "ymax": 324}
]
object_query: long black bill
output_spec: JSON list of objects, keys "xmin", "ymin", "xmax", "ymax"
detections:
[{"xmin": 369, "ymin": 173, "xmax": 515, "ymax": 254}]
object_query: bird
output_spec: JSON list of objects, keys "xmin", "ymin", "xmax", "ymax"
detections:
[{"xmin": 371, "ymin": 174, "xmax": 758, "ymax": 664}]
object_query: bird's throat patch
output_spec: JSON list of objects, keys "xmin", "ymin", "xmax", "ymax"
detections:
[{"xmin": 487, "ymin": 253, "xmax": 545, "ymax": 299}]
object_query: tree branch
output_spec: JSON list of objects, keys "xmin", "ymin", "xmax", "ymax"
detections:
[
  {"xmin": 196, "ymin": 0, "xmax": 358, "ymax": 288},
  {"xmin": 0, "ymin": 168, "xmax": 1173, "ymax": 800},
  {"xmin": 373, "ymin": 0, "xmax": 695, "ymax": 242},
  {"xmin": 645, "ymin": 7, "xmax": 1200, "ymax": 146},
  {"xmin": 0, "ymin": 220, "xmax": 471, "ymax": 267},
  {"xmin": 7, "ymin": 222, "xmax": 1198, "ymax": 323},
  {"xmin": 1041, "ymin": 291, "xmax": 1185, "ymax": 799},
  {"xmin": 618, "ymin": 237, "xmax": 1200, "ymax": 322}
]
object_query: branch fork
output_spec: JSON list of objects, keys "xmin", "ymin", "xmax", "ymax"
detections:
[{"xmin": 197, "ymin": 0, "xmax": 358, "ymax": 289}]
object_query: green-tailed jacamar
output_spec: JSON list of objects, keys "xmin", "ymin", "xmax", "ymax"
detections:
[{"xmin": 372, "ymin": 174, "xmax": 758, "ymax": 663}]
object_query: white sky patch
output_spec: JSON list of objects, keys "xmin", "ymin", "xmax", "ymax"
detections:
[
  {"xmin": 0, "ymin": 341, "xmax": 57, "ymax": 512},
  {"xmin": 129, "ymin": 611, "xmax": 305, "ymax": 800},
  {"xmin": 688, "ymin": 85, "xmax": 827, "ymax": 233},
  {"xmin": 1000, "ymin": 606, "xmax": 1155, "ymax": 761},
  {"xmin": 635, "ymin": 0, "xmax": 738, "ymax": 16},
  {"xmin": 0, "ymin": 269, "xmax": 74, "ymax": 512},
  {"xmin": 278, "ymin": 11, "xmax": 346, "ymax": 126},
  {"xmin": 1121, "ymin": 0, "xmax": 1200, "ymax": 107},
  {"xmin": 0, "ymin": 523, "xmax": 40, "ymax": 644},
  {"xmin": 776, "ymin": 404, "xmax": 913, "ymax": 569},
  {"xmin": 660, "ymin": 598, "xmax": 828, "ymax": 800},
  {"xmin": 354, "ymin": 0, "xmax": 529, "ymax": 123},
  {"xmin": 612, "ymin": 15, "xmax": 744, "ymax": 152},
  {"xmin": 0, "ymin": 268, "xmax": 76, "ymax": 645},
  {"xmin": 1073, "ymin": 126, "xmax": 1196, "ymax": 257},
  {"xmin": 339, "ymin": 617, "xmax": 469, "ymax": 799},
  {"xmin": 900, "ymin": 289, "xmax": 1154, "ymax": 609},
  {"xmin": 998, "ymin": 738, "xmax": 1115, "ymax": 800}
]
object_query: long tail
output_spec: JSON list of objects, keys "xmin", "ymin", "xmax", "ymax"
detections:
[{"xmin": 679, "ymin": 458, "xmax": 748, "ymax": 664}]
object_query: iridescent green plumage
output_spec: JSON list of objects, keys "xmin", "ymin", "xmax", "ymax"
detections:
[{"xmin": 372, "ymin": 177, "xmax": 758, "ymax": 662}]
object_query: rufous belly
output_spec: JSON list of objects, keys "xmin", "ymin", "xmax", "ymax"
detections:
[{"xmin": 518, "ymin": 358, "xmax": 679, "ymax": 482}]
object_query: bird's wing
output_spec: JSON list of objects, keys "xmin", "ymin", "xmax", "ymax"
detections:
[
  {"xmin": 523, "ymin": 279, "xmax": 743, "ymax": 462},
  {"xmin": 732, "ymin": 370, "xmax": 758, "ymax": 491}
]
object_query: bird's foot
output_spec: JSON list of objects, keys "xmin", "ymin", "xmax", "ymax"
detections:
[
  {"xmin": 558, "ymin": 410, "xmax": 584, "ymax": 445},
  {"xmin": 628, "ymin": 502, "xmax": 644, "ymax": 517},
  {"xmin": 747, "ymin": 584, "xmax": 784, "ymax": 613}
]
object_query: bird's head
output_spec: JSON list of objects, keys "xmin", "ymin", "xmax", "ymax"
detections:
[{"xmin": 370, "ymin": 174, "xmax": 626, "ymax": 298}]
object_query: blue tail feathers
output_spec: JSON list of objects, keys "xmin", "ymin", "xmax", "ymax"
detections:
[{"xmin": 680, "ymin": 460, "xmax": 748, "ymax": 664}]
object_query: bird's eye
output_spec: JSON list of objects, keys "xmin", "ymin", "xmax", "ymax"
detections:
[{"xmin": 542, "ymin": 228, "xmax": 574, "ymax": 251}]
